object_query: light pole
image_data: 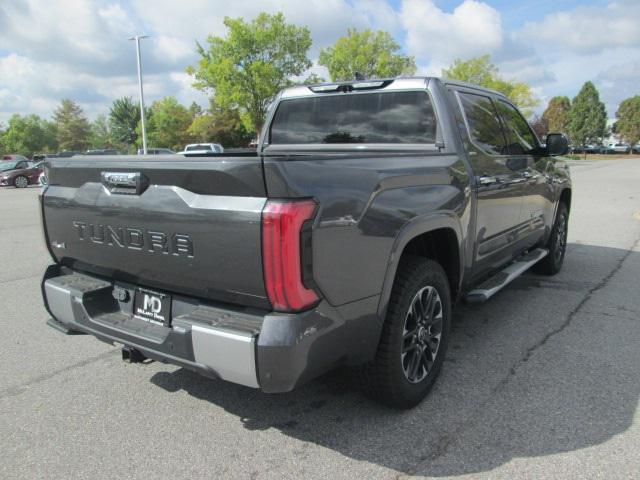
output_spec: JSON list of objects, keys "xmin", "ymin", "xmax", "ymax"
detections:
[{"xmin": 129, "ymin": 35, "xmax": 149, "ymax": 154}]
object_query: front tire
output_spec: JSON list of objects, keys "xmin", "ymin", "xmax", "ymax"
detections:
[
  {"xmin": 535, "ymin": 202, "xmax": 568, "ymax": 275},
  {"xmin": 362, "ymin": 256, "xmax": 451, "ymax": 409},
  {"xmin": 14, "ymin": 175, "xmax": 28, "ymax": 188}
]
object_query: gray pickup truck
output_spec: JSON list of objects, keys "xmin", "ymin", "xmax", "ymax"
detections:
[{"xmin": 41, "ymin": 77, "xmax": 571, "ymax": 408}]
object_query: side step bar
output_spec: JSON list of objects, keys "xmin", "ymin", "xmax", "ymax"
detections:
[{"xmin": 465, "ymin": 248, "xmax": 548, "ymax": 303}]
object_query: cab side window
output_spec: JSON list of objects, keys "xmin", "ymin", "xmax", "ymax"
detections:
[
  {"xmin": 496, "ymin": 100, "xmax": 539, "ymax": 155},
  {"xmin": 458, "ymin": 92, "xmax": 506, "ymax": 155}
]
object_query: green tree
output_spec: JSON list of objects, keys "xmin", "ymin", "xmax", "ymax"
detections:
[
  {"xmin": 542, "ymin": 96, "xmax": 571, "ymax": 134},
  {"xmin": 188, "ymin": 12, "xmax": 312, "ymax": 134},
  {"xmin": 109, "ymin": 97, "xmax": 141, "ymax": 148},
  {"xmin": 2, "ymin": 114, "xmax": 58, "ymax": 156},
  {"xmin": 530, "ymin": 114, "xmax": 549, "ymax": 139},
  {"xmin": 188, "ymin": 102, "xmax": 203, "ymax": 119},
  {"xmin": 53, "ymin": 99, "xmax": 91, "ymax": 151},
  {"xmin": 568, "ymin": 81, "xmax": 607, "ymax": 147},
  {"xmin": 442, "ymin": 55, "xmax": 538, "ymax": 116},
  {"xmin": 318, "ymin": 28, "xmax": 416, "ymax": 81},
  {"xmin": 298, "ymin": 73, "xmax": 326, "ymax": 85},
  {"xmin": 615, "ymin": 96, "xmax": 640, "ymax": 153},
  {"xmin": 187, "ymin": 101, "xmax": 252, "ymax": 147},
  {"xmin": 142, "ymin": 97, "xmax": 193, "ymax": 151},
  {"xmin": 42, "ymin": 120, "xmax": 58, "ymax": 151},
  {"xmin": 90, "ymin": 114, "xmax": 114, "ymax": 149}
]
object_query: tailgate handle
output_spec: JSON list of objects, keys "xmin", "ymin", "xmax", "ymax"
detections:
[{"xmin": 101, "ymin": 172, "xmax": 147, "ymax": 195}]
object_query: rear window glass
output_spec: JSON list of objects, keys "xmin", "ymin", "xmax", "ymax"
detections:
[{"xmin": 270, "ymin": 91, "xmax": 437, "ymax": 144}]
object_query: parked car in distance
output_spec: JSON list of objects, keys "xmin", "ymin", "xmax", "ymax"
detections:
[
  {"xmin": 32, "ymin": 153, "xmax": 58, "ymax": 162},
  {"xmin": 571, "ymin": 144, "xmax": 602, "ymax": 154},
  {"xmin": 633, "ymin": 142, "xmax": 640, "ymax": 154},
  {"xmin": 584, "ymin": 144, "xmax": 602, "ymax": 154},
  {"xmin": 56, "ymin": 151, "xmax": 82, "ymax": 158},
  {"xmin": 2, "ymin": 154, "xmax": 30, "ymax": 162},
  {"xmin": 137, "ymin": 148, "xmax": 176, "ymax": 155},
  {"xmin": 85, "ymin": 149, "xmax": 120, "ymax": 155},
  {"xmin": 570, "ymin": 145, "xmax": 583, "ymax": 153},
  {"xmin": 0, "ymin": 158, "xmax": 43, "ymax": 188},
  {"xmin": 178, "ymin": 143, "xmax": 224, "ymax": 155},
  {"xmin": 602, "ymin": 142, "xmax": 631, "ymax": 154}
]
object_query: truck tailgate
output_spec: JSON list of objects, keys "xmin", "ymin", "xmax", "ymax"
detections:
[{"xmin": 42, "ymin": 155, "xmax": 269, "ymax": 309}]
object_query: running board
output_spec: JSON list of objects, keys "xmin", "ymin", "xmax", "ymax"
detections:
[{"xmin": 465, "ymin": 248, "xmax": 548, "ymax": 303}]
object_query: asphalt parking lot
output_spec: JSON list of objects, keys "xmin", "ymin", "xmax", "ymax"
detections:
[{"xmin": 1, "ymin": 159, "xmax": 639, "ymax": 479}]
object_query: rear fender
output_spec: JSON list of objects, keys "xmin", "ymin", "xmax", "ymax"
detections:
[{"xmin": 376, "ymin": 213, "xmax": 464, "ymax": 319}]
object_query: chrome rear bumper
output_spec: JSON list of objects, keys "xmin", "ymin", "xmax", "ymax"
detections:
[
  {"xmin": 42, "ymin": 265, "xmax": 376, "ymax": 393},
  {"xmin": 43, "ymin": 268, "xmax": 260, "ymax": 388}
]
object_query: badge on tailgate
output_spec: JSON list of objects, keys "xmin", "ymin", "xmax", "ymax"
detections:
[
  {"xmin": 101, "ymin": 171, "xmax": 148, "ymax": 195},
  {"xmin": 134, "ymin": 288, "xmax": 171, "ymax": 327}
]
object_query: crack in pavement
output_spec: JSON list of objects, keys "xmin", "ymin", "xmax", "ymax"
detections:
[
  {"xmin": 0, "ymin": 349, "xmax": 117, "ymax": 400},
  {"xmin": 397, "ymin": 236, "xmax": 640, "ymax": 478},
  {"xmin": 518, "ymin": 237, "xmax": 639, "ymax": 366}
]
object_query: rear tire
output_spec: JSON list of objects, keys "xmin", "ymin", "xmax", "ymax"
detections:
[
  {"xmin": 361, "ymin": 256, "xmax": 451, "ymax": 409},
  {"xmin": 535, "ymin": 202, "xmax": 568, "ymax": 275},
  {"xmin": 13, "ymin": 175, "xmax": 28, "ymax": 188}
]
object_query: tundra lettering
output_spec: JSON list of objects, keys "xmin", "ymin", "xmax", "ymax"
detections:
[
  {"xmin": 43, "ymin": 77, "xmax": 571, "ymax": 408},
  {"xmin": 72, "ymin": 221, "xmax": 194, "ymax": 257}
]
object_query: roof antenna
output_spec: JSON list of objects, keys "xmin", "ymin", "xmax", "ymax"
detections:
[{"xmin": 354, "ymin": 72, "xmax": 365, "ymax": 81}]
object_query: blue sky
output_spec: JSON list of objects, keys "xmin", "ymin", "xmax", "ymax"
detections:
[{"xmin": 0, "ymin": 0, "xmax": 638, "ymax": 123}]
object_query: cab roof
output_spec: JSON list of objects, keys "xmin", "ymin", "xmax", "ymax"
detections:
[{"xmin": 279, "ymin": 76, "xmax": 508, "ymax": 100}]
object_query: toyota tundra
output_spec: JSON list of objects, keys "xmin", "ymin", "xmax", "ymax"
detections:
[{"xmin": 41, "ymin": 77, "xmax": 571, "ymax": 408}]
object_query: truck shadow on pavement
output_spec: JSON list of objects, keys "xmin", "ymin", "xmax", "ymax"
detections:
[{"xmin": 150, "ymin": 243, "xmax": 639, "ymax": 476}]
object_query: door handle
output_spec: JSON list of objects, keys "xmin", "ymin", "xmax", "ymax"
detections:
[{"xmin": 478, "ymin": 175, "xmax": 498, "ymax": 185}]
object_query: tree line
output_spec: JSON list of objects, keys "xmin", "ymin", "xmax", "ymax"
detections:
[
  {"xmin": 531, "ymin": 82, "xmax": 640, "ymax": 149},
  {"xmin": 0, "ymin": 96, "xmax": 253, "ymax": 156},
  {"xmin": 1, "ymin": 11, "xmax": 639, "ymax": 156}
]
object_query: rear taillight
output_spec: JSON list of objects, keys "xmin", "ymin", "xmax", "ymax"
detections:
[{"xmin": 262, "ymin": 199, "xmax": 319, "ymax": 312}]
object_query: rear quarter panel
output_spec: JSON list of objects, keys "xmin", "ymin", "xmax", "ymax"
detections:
[{"xmin": 263, "ymin": 153, "xmax": 472, "ymax": 306}]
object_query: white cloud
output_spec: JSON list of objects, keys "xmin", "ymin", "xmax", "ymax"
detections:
[
  {"xmin": 0, "ymin": 0, "xmax": 639, "ymax": 125},
  {"xmin": 129, "ymin": 0, "xmax": 389, "ymax": 56},
  {"xmin": 400, "ymin": 0, "xmax": 503, "ymax": 63},
  {"xmin": 154, "ymin": 36, "xmax": 194, "ymax": 64},
  {"xmin": 0, "ymin": 0, "xmax": 408, "ymax": 123},
  {"xmin": 520, "ymin": 1, "xmax": 640, "ymax": 55},
  {"xmin": 0, "ymin": 0, "xmax": 137, "ymax": 72}
]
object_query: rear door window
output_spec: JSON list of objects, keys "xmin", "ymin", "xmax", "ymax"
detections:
[
  {"xmin": 270, "ymin": 91, "xmax": 437, "ymax": 144},
  {"xmin": 458, "ymin": 92, "xmax": 506, "ymax": 155},
  {"xmin": 496, "ymin": 100, "xmax": 539, "ymax": 155}
]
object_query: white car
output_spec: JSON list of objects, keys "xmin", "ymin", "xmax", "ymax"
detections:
[
  {"xmin": 178, "ymin": 143, "xmax": 224, "ymax": 155},
  {"xmin": 603, "ymin": 142, "xmax": 631, "ymax": 154}
]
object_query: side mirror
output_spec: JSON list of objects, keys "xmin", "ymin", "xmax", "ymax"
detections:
[{"xmin": 546, "ymin": 133, "xmax": 569, "ymax": 156}]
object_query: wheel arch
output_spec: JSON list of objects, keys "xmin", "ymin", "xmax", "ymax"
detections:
[
  {"xmin": 377, "ymin": 213, "xmax": 464, "ymax": 320},
  {"xmin": 559, "ymin": 188, "xmax": 572, "ymax": 211}
]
